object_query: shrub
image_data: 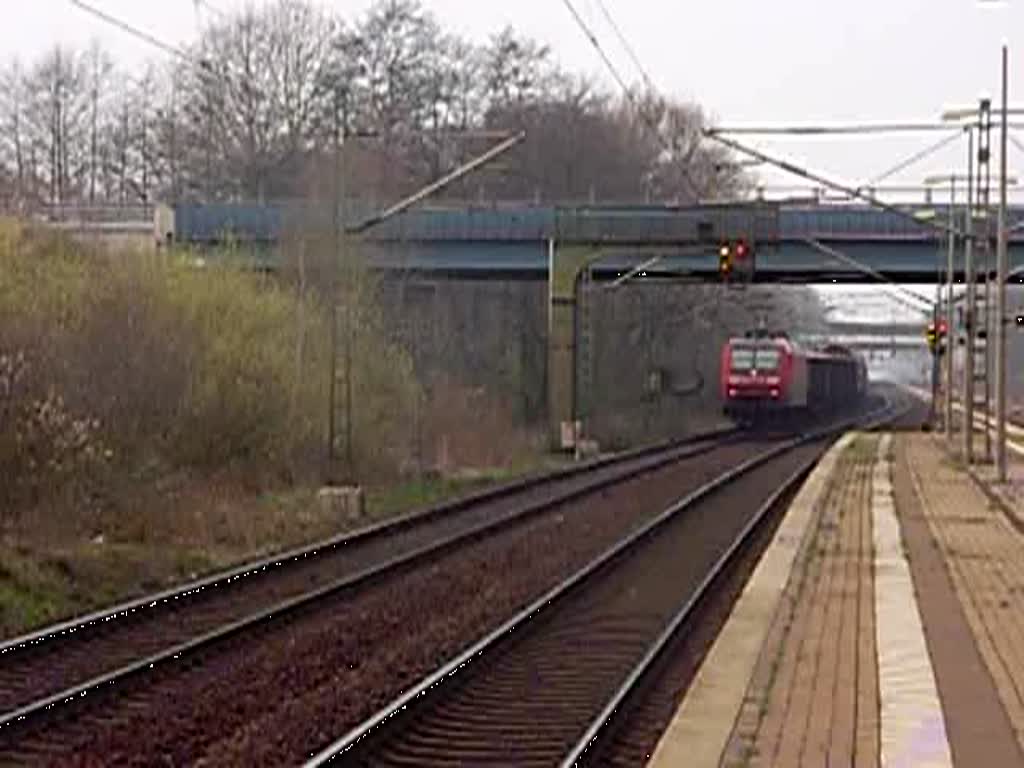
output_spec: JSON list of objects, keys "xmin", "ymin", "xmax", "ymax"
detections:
[
  {"xmin": 0, "ymin": 350, "xmax": 110, "ymax": 513},
  {"xmin": 0, "ymin": 221, "xmax": 423, "ymax": 523}
]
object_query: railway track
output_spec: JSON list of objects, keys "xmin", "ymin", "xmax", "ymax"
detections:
[
  {"xmin": 0, "ymin": 392, "xmax": 910, "ymax": 765},
  {"xmin": 0, "ymin": 428, "xmax": 759, "ymax": 757},
  {"xmin": 306, "ymin": 396, "xmax": 911, "ymax": 767}
]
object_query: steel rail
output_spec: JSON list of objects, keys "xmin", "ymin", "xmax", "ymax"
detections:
[
  {"xmin": 303, "ymin": 402, "xmax": 895, "ymax": 765},
  {"xmin": 561, "ymin": 453, "xmax": 818, "ymax": 767},
  {"xmin": 560, "ymin": 398, "xmax": 908, "ymax": 766},
  {"xmin": 0, "ymin": 430, "xmax": 742, "ymax": 734},
  {"xmin": 0, "ymin": 427, "xmax": 735, "ymax": 659}
]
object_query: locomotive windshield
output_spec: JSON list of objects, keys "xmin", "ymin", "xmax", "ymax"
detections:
[
  {"xmin": 755, "ymin": 348, "xmax": 781, "ymax": 370},
  {"xmin": 731, "ymin": 345, "xmax": 781, "ymax": 372}
]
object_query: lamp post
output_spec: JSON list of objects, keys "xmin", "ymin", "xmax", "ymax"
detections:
[
  {"xmin": 943, "ymin": 103, "xmax": 986, "ymax": 463},
  {"xmin": 942, "ymin": 73, "xmax": 1021, "ymax": 471},
  {"xmin": 922, "ymin": 172, "xmax": 1019, "ymax": 441},
  {"xmin": 914, "ymin": 204, "xmax": 950, "ymax": 428},
  {"xmin": 921, "ymin": 177, "xmax": 959, "ymax": 437}
]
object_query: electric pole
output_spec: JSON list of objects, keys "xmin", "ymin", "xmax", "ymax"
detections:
[
  {"xmin": 326, "ymin": 86, "xmax": 341, "ymax": 481},
  {"xmin": 946, "ymin": 177, "xmax": 956, "ymax": 440},
  {"xmin": 996, "ymin": 45, "xmax": 1010, "ymax": 481}
]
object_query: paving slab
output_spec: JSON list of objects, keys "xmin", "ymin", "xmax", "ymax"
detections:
[
  {"xmin": 645, "ymin": 433, "xmax": 863, "ymax": 768},
  {"xmin": 901, "ymin": 434, "xmax": 1024, "ymax": 763},
  {"xmin": 646, "ymin": 431, "xmax": 972, "ymax": 768}
]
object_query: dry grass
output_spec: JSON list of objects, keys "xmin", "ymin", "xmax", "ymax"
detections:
[
  {"xmin": 420, "ymin": 374, "xmax": 547, "ymax": 474},
  {"xmin": 0, "ymin": 467, "xmax": 542, "ymax": 638}
]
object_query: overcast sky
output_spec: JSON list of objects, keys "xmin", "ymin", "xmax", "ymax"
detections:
[{"xmin": 9, "ymin": 0, "xmax": 1024, "ymax": 197}]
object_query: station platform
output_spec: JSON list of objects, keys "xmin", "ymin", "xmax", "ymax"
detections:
[{"xmin": 647, "ymin": 430, "xmax": 1024, "ymax": 767}]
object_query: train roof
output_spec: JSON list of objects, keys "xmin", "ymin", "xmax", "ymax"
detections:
[{"xmin": 726, "ymin": 336, "xmax": 864, "ymax": 362}]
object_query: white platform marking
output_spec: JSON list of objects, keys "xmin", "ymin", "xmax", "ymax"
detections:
[{"xmin": 873, "ymin": 434, "xmax": 952, "ymax": 768}]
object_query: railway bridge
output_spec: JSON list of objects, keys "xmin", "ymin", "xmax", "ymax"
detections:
[{"xmin": 155, "ymin": 201, "xmax": 1024, "ymax": 443}]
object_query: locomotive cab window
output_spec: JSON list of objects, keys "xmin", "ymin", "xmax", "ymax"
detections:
[
  {"xmin": 731, "ymin": 346, "xmax": 780, "ymax": 372},
  {"xmin": 754, "ymin": 348, "xmax": 781, "ymax": 371},
  {"xmin": 731, "ymin": 347, "xmax": 756, "ymax": 370}
]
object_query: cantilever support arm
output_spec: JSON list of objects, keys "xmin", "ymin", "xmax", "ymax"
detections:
[
  {"xmin": 347, "ymin": 131, "xmax": 526, "ymax": 235},
  {"xmin": 703, "ymin": 130, "xmax": 968, "ymax": 240},
  {"xmin": 802, "ymin": 238, "xmax": 935, "ymax": 314}
]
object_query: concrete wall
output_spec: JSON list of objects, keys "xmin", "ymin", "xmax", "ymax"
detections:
[
  {"xmin": 586, "ymin": 283, "xmax": 728, "ymax": 447},
  {"xmin": 376, "ymin": 278, "xmax": 548, "ymax": 426},
  {"xmin": 377, "ymin": 277, "xmax": 829, "ymax": 450}
]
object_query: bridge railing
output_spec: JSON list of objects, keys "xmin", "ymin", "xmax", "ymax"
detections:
[
  {"xmin": 158, "ymin": 199, "xmax": 1024, "ymax": 249},
  {"xmin": 33, "ymin": 204, "xmax": 154, "ymax": 225}
]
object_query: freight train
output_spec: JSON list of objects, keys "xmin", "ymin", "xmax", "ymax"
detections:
[{"xmin": 720, "ymin": 332, "xmax": 868, "ymax": 425}]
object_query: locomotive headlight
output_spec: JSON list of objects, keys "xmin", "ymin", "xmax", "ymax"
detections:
[
  {"xmin": 728, "ymin": 388, "xmax": 738, "ymax": 397},
  {"xmin": 770, "ymin": 389, "xmax": 780, "ymax": 399}
]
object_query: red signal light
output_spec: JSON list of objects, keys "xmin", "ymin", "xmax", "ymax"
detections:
[
  {"xmin": 938, "ymin": 320, "xmax": 948, "ymax": 335},
  {"xmin": 735, "ymin": 241, "xmax": 748, "ymax": 260}
]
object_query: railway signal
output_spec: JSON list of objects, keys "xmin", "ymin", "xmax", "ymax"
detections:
[
  {"xmin": 719, "ymin": 243, "xmax": 732, "ymax": 279},
  {"xmin": 926, "ymin": 322, "xmax": 937, "ymax": 351},
  {"xmin": 718, "ymin": 240, "xmax": 755, "ymax": 282}
]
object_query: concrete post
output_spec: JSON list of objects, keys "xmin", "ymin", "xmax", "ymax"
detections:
[{"xmin": 548, "ymin": 240, "xmax": 597, "ymax": 449}]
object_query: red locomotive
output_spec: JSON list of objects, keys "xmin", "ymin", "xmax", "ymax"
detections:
[{"xmin": 720, "ymin": 332, "xmax": 867, "ymax": 425}]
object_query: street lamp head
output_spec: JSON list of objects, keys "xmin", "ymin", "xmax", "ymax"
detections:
[{"xmin": 941, "ymin": 106, "xmax": 979, "ymax": 122}]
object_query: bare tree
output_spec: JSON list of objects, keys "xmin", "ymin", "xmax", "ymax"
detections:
[
  {"xmin": 268, "ymin": 0, "xmax": 335, "ymax": 167},
  {"xmin": 630, "ymin": 95, "xmax": 748, "ymax": 203},
  {"xmin": 0, "ymin": 59, "xmax": 30, "ymax": 208},
  {"xmin": 22, "ymin": 46, "xmax": 92, "ymax": 207},
  {"xmin": 83, "ymin": 42, "xmax": 115, "ymax": 205},
  {"xmin": 351, "ymin": 0, "xmax": 440, "ymax": 135},
  {"xmin": 1, "ymin": 4, "xmax": 750, "ymax": 210},
  {"xmin": 166, "ymin": 0, "xmax": 339, "ymax": 200},
  {"xmin": 484, "ymin": 27, "xmax": 556, "ymax": 108}
]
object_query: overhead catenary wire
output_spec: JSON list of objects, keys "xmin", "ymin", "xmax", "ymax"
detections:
[
  {"xmin": 1009, "ymin": 132, "xmax": 1024, "ymax": 156},
  {"xmin": 802, "ymin": 239, "xmax": 937, "ymax": 313},
  {"xmin": 559, "ymin": 0, "xmax": 635, "ymax": 101},
  {"xmin": 859, "ymin": 129, "xmax": 965, "ymax": 190},
  {"xmin": 69, "ymin": 0, "xmax": 195, "ymax": 63},
  {"xmin": 68, "ymin": 0, "xmax": 236, "ymax": 87},
  {"xmin": 194, "ymin": 0, "xmax": 226, "ymax": 20},
  {"xmin": 706, "ymin": 130, "xmax": 967, "ymax": 239},
  {"xmin": 559, "ymin": 0, "xmax": 699, "ymax": 197},
  {"xmin": 592, "ymin": 0, "xmax": 656, "ymax": 95}
]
